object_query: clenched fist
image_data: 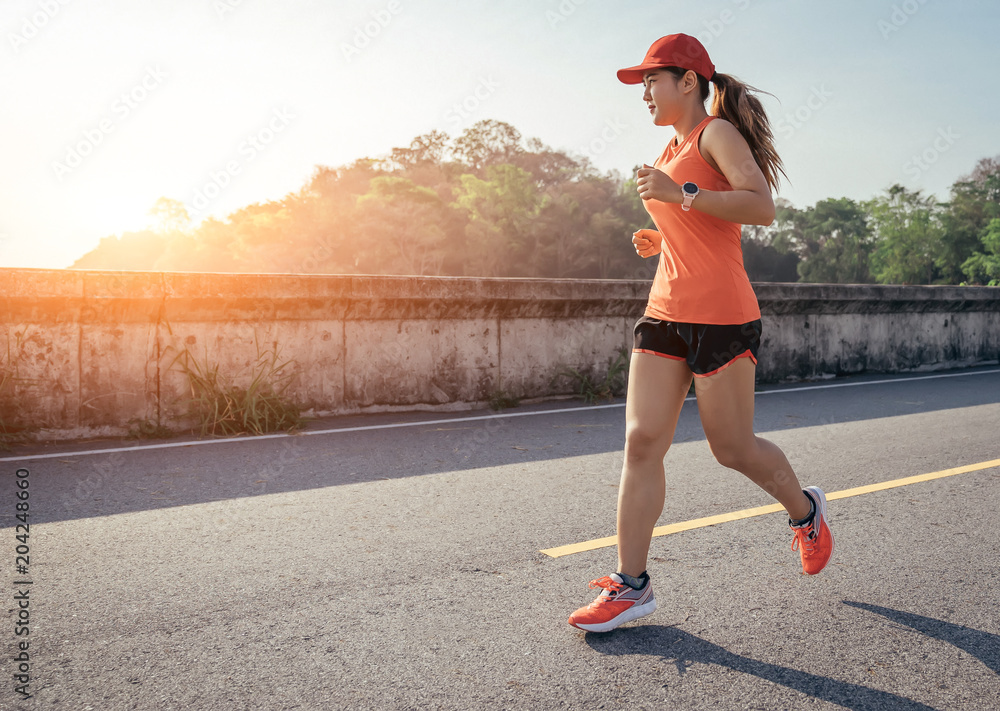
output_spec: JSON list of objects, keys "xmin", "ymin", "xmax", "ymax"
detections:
[
  {"xmin": 636, "ymin": 164, "xmax": 681, "ymax": 204},
  {"xmin": 632, "ymin": 229, "xmax": 662, "ymax": 258}
]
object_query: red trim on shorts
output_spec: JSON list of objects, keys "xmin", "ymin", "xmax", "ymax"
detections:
[
  {"xmin": 692, "ymin": 349, "xmax": 757, "ymax": 378},
  {"xmin": 632, "ymin": 348, "xmax": 686, "ymax": 362}
]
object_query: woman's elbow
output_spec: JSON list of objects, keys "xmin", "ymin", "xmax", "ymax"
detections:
[
  {"xmin": 746, "ymin": 209, "xmax": 775, "ymax": 227},
  {"xmin": 754, "ymin": 197, "xmax": 776, "ymax": 226}
]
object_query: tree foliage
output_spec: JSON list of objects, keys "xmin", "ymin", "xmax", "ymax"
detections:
[
  {"xmin": 961, "ymin": 218, "xmax": 1000, "ymax": 285},
  {"xmin": 757, "ymin": 197, "xmax": 873, "ymax": 284},
  {"xmin": 867, "ymin": 185, "xmax": 945, "ymax": 285},
  {"xmin": 70, "ymin": 122, "xmax": 1000, "ymax": 286}
]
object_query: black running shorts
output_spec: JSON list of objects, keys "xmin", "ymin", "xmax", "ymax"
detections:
[{"xmin": 632, "ymin": 316, "xmax": 762, "ymax": 378}]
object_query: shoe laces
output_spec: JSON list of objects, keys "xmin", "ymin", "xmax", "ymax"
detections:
[
  {"xmin": 588, "ymin": 576, "xmax": 625, "ymax": 600},
  {"xmin": 791, "ymin": 523, "xmax": 819, "ymax": 555}
]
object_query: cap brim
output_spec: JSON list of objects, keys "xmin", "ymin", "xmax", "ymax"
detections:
[{"xmin": 616, "ymin": 64, "xmax": 664, "ymax": 85}]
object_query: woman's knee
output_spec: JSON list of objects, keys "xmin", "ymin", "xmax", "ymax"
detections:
[
  {"xmin": 624, "ymin": 424, "xmax": 671, "ymax": 463},
  {"xmin": 708, "ymin": 437, "xmax": 757, "ymax": 471}
]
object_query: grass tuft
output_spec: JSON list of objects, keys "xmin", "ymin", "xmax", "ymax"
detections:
[
  {"xmin": 126, "ymin": 417, "xmax": 174, "ymax": 440},
  {"xmin": 559, "ymin": 348, "xmax": 630, "ymax": 404},
  {"xmin": 488, "ymin": 389, "xmax": 521, "ymax": 411},
  {"xmin": 169, "ymin": 335, "xmax": 304, "ymax": 437}
]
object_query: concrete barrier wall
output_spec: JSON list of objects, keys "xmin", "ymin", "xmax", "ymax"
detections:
[{"xmin": 1, "ymin": 268, "xmax": 998, "ymax": 440}]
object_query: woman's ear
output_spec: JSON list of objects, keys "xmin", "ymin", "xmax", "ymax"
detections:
[{"xmin": 683, "ymin": 69, "xmax": 700, "ymax": 92}]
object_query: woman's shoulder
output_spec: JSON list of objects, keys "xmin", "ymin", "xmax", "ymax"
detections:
[
  {"xmin": 702, "ymin": 116, "xmax": 740, "ymax": 141},
  {"xmin": 699, "ymin": 116, "xmax": 750, "ymax": 170}
]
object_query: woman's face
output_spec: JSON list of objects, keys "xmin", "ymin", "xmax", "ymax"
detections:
[{"xmin": 642, "ymin": 69, "xmax": 683, "ymax": 126}]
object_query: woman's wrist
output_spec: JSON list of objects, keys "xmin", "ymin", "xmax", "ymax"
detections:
[{"xmin": 669, "ymin": 186, "xmax": 684, "ymax": 204}]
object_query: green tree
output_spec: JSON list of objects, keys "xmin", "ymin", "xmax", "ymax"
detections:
[
  {"xmin": 284, "ymin": 160, "xmax": 385, "ymax": 274},
  {"xmin": 188, "ymin": 217, "xmax": 240, "ymax": 273},
  {"xmin": 868, "ymin": 185, "xmax": 945, "ymax": 285},
  {"xmin": 936, "ymin": 159, "xmax": 1000, "ymax": 283},
  {"xmin": 610, "ymin": 171, "xmax": 656, "ymax": 280},
  {"xmin": 221, "ymin": 200, "xmax": 298, "ymax": 270},
  {"xmin": 148, "ymin": 197, "xmax": 191, "ymax": 233},
  {"xmin": 452, "ymin": 120, "xmax": 524, "ymax": 175},
  {"xmin": 452, "ymin": 164, "xmax": 540, "ymax": 276},
  {"xmin": 748, "ymin": 198, "xmax": 872, "ymax": 284},
  {"xmin": 765, "ymin": 199, "xmax": 809, "ymax": 257},
  {"xmin": 741, "ymin": 230, "xmax": 799, "ymax": 282},
  {"xmin": 382, "ymin": 130, "xmax": 451, "ymax": 171},
  {"xmin": 515, "ymin": 137, "xmax": 588, "ymax": 189},
  {"xmin": 71, "ymin": 230, "xmax": 168, "ymax": 270},
  {"xmin": 937, "ymin": 181, "xmax": 993, "ymax": 283},
  {"xmin": 354, "ymin": 176, "xmax": 457, "ymax": 276},
  {"xmin": 532, "ymin": 177, "xmax": 634, "ymax": 278},
  {"xmin": 796, "ymin": 198, "xmax": 873, "ymax": 284},
  {"xmin": 738, "ymin": 201, "xmax": 800, "ymax": 283},
  {"xmin": 961, "ymin": 218, "xmax": 1000, "ymax": 285}
]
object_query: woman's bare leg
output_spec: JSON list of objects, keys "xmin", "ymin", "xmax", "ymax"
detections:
[
  {"xmin": 616, "ymin": 352, "xmax": 693, "ymax": 577},
  {"xmin": 693, "ymin": 357, "xmax": 811, "ymax": 520}
]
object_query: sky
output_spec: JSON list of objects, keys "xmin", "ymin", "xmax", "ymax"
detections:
[{"xmin": 2, "ymin": 0, "xmax": 998, "ymax": 270}]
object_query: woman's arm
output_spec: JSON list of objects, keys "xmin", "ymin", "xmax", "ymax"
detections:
[{"xmin": 635, "ymin": 118, "xmax": 776, "ymax": 226}]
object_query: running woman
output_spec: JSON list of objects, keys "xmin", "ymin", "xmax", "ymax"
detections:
[{"xmin": 568, "ymin": 34, "xmax": 834, "ymax": 633}]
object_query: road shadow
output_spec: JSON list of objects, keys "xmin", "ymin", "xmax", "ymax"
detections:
[
  {"xmin": 844, "ymin": 600, "xmax": 1000, "ymax": 675},
  {"xmin": 586, "ymin": 624, "xmax": 935, "ymax": 710},
  {"xmin": 3, "ymin": 366, "xmax": 999, "ymax": 526}
]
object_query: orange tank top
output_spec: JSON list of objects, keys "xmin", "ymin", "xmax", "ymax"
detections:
[{"xmin": 643, "ymin": 115, "xmax": 761, "ymax": 325}]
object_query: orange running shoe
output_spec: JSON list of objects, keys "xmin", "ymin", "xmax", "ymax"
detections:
[
  {"xmin": 568, "ymin": 573, "xmax": 657, "ymax": 632},
  {"xmin": 791, "ymin": 486, "xmax": 835, "ymax": 575}
]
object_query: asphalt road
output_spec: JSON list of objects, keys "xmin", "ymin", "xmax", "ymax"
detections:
[{"xmin": 3, "ymin": 365, "xmax": 1000, "ymax": 710}]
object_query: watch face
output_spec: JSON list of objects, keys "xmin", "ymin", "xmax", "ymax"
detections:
[{"xmin": 682, "ymin": 182, "xmax": 698, "ymax": 193}]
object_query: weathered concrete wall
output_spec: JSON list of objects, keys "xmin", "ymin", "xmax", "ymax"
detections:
[
  {"xmin": 754, "ymin": 284, "xmax": 1000, "ymax": 380},
  {"xmin": 1, "ymin": 268, "xmax": 998, "ymax": 440}
]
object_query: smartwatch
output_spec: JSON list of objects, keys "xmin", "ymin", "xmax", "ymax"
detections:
[{"xmin": 681, "ymin": 182, "xmax": 699, "ymax": 211}]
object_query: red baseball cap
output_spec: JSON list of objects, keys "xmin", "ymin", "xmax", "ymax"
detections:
[{"xmin": 617, "ymin": 34, "xmax": 716, "ymax": 85}]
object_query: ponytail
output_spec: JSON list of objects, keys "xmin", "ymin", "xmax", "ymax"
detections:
[
  {"xmin": 662, "ymin": 67, "xmax": 788, "ymax": 194},
  {"xmin": 710, "ymin": 72, "xmax": 787, "ymax": 193}
]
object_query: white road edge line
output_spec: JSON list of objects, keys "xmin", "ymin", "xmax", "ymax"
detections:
[{"xmin": 4, "ymin": 368, "xmax": 999, "ymax": 462}]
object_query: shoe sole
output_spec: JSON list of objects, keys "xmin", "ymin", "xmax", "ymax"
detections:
[
  {"xmin": 804, "ymin": 485, "xmax": 835, "ymax": 573},
  {"xmin": 569, "ymin": 597, "xmax": 657, "ymax": 633}
]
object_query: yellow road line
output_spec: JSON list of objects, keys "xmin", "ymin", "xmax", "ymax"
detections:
[{"xmin": 540, "ymin": 457, "xmax": 1000, "ymax": 558}]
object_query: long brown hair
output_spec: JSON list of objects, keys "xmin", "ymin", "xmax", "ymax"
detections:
[{"xmin": 662, "ymin": 67, "xmax": 787, "ymax": 193}]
